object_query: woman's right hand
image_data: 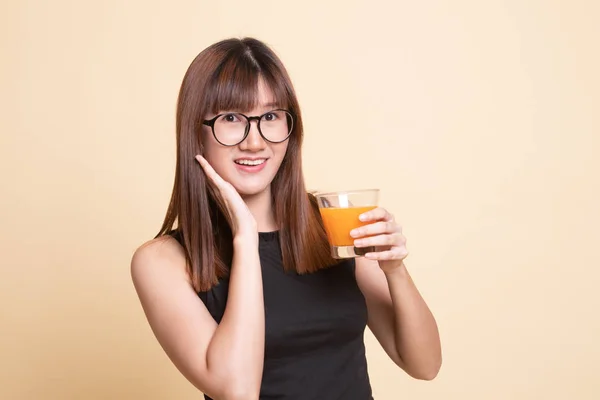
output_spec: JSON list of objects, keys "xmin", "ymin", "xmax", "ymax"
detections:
[{"xmin": 195, "ymin": 155, "xmax": 258, "ymax": 239}]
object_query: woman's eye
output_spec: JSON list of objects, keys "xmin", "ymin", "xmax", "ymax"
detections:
[
  {"xmin": 222, "ymin": 114, "xmax": 239, "ymax": 123},
  {"xmin": 264, "ymin": 112, "xmax": 277, "ymax": 121}
]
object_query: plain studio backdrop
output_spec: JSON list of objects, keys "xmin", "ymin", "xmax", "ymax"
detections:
[{"xmin": 1, "ymin": 0, "xmax": 599, "ymax": 399}]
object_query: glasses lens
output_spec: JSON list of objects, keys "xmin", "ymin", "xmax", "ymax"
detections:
[
  {"xmin": 213, "ymin": 113, "xmax": 248, "ymax": 145},
  {"xmin": 260, "ymin": 110, "xmax": 293, "ymax": 142}
]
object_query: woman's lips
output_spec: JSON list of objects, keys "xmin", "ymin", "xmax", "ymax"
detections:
[{"xmin": 234, "ymin": 158, "xmax": 268, "ymax": 173}]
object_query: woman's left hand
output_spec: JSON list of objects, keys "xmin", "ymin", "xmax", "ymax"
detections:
[{"xmin": 350, "ymin": 207, "xmax": 409, "ymax": 273}]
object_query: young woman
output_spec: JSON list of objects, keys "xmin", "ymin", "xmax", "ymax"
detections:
[{"xmin": 131, "ymin": 37, "xmax": 442, "ymax": 400}]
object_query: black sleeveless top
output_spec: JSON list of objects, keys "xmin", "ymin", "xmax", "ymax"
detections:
[{"xmin": 181, "ymin": 231, "xmax": 373, "ymax": 399}]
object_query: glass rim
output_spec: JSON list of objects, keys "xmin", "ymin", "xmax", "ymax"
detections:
[
  {"xmin": 312, "ymin": 188, "xmax": 380, "ymax": 198},
  {"xmin": 213, "ymin": 129, "xmax": 292, "ymax": 146},
  {"xmin": 204, "ymin": 109, "xmax": 294, "ymax": 147}
]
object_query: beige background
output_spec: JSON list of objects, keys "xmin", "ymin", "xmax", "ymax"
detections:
[{"xmin": 2, "ymin": 0, "xmax": 599, "ymax": 399}]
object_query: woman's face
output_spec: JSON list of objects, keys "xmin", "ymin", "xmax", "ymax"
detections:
[{"xmin": 201, "ymin": 79, "xmax": 290, "ymax": 198}]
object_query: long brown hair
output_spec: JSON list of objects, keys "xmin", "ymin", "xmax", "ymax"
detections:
[{"xmin": 157, "ymin": 37, "xmax": 336, "ymax": 292}]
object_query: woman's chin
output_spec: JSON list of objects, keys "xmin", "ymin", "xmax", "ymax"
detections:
[{"xmin": 232, "ymin": 181, "xmax": 271, "ymax": 198}]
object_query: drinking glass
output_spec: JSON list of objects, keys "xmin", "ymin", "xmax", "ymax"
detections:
[{"xmin": 315, "ymin": 189, "xmax": 379, "ymax": 259}]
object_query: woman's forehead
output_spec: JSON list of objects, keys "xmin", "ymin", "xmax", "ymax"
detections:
[
  {"xmin": 256, "ymin": 78, "xmax": 276, "ymax": 104},
  {"xmin": 211, "ymin": 79, "xmax": 286, "ymax": 113}
]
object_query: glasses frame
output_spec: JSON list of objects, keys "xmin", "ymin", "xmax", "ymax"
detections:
[{"xmin": 202, "ymin": 108, "xmax": 294, "ymax": 147}]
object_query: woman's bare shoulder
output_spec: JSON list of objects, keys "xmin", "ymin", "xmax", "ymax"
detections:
[{"xmin": 130, "ymin": 234, "xmax": 189, "ymax": 285}]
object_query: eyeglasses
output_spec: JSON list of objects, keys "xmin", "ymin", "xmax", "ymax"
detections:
[{"xmin": 202, "ymin": 109, "xmax": 294, "ymax": 147}]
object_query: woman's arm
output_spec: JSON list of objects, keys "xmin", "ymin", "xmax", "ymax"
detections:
[
  {"xmin": 131, "ymin": 233, "xmax": 264, "ymax": 400},
  {"xmin": 352, "ymin": 207, "xmax": 442, "ymax": 380},
  {"xmin": 355, "ymin": 258, "xmax": 441, "ymax": 380}
]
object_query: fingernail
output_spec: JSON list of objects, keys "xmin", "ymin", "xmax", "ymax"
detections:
[
  {"xmin": 359, "ymin": 214, "xmax": 367, "ymax": 221},
  {"xmin": 354, "ymin": 239, "xmax": 364, "ymax": 247},
  {"xmin": 350, "ymin": 229, "xmax": 359, "ymax": 237}
]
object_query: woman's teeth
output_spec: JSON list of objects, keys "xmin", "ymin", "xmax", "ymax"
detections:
[{"xmin": 235, "ymin": 159, "xmax": 266, "ymax": 166}]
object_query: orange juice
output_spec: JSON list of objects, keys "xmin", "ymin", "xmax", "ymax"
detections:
[{"xmin": 319, "ymin": 206, "xmax": 377, "ymax": 246}]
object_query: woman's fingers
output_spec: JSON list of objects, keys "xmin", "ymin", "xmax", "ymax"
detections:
[
  {"xmin": 196, "ymin": 155, "xmax": 228, "ymax": 188},
  {"xmin": 359, "ymin": 207, "xmax": 394, "ymax": 222},
  {"xmin": 354, "ymin": 233, "xmax": 404, "ymax": 248},
  {"xmin": 350, "ymin": 220, "xmax": 399, "ymax": 238},
  {"xmin": 364, "ymin": 247, "xmax": 409, "ymax": 261},
  {"xmin": 195, "ymin": 154, "xmax": 257, "ymax": 236},
  {"xmin": 196, "ymin": 154, "xmax": 240, "ymax": 200}
]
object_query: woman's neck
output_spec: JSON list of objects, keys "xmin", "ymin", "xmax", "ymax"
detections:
[{"xmin": 242, "ymin": 187, "xmax": 278, "ymax": 232}]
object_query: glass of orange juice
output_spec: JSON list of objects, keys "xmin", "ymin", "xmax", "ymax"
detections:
[{"xmin": 315, "ymin": 189, "xmax": 379, "ymax": 259}]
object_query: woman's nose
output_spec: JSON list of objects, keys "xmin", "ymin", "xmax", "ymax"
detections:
[{"xmin": 239, "ymin": 120, "xmax": 267, "ymax": 151}]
